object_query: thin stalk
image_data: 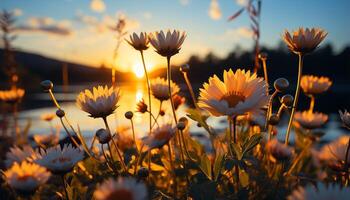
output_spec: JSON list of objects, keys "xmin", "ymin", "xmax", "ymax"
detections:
[
  {"xmin": 59, "ymin": 118, "xmax": 81, "ymax": 148},
  {"xmin": 48, "ymin": 90, "xmax": 61, "ymax": 109},
  {"xmin": 286, "ymin": 140, "xmax": 311, "ymax": 176},
  {"xmin": 61, "ymin": 175, "xmax": 69, "ymax": 200},
  {"xmin": 261, "ymin": 58, "xmax": 269, "ymax": 95},
  {"xmin": 140, "ymin": 51, "xmax": 152, "ymax": 137},
  {"xmin": 129, "ymin": 118, "xmax": 139, "ymax": 154},
  {"xmin": 166, "ymin": 56, "xmax": 178, "ymax": 124},
  {"xmin": 101, "ymin": 144, "xmax": 116, "ymax": 173},
  {"xmin": 151, "ymin": 101, "xmax": 163, "ymax": 129},
  {"xmin": 265, "ymin": 90, "xmax": 278, "ymax": 132},
  {"xmin": 149, "ymin": 111, "xmax": 159, "ymax": 127},
  {"xmin": 102, "ymin": 117, "xmax": 127, "ymax": 172},
  {"xmin": 13, "ymin": 103, "xmax": 19, "ymax": 140},
  {"xmin": 285, "ymin": 54, "xmax": 304, "ymax": 145},
  {"xmin": 182, "ymin": 71, "xmax": 199, "ymax": 110},
  {"xmin": 232, "ymin": 116, "xmax": 240, "ymax": 190},
  {"xmin": 167, "ymin": 144, "xmax": 177, "ymax": 199},
  {"xmin": 308, "ymin": 95, "xmax": 315, "ymax": 113},
  {"xmin": 228, "ymin": 118, "xmax": 234, "ymax": 157}
]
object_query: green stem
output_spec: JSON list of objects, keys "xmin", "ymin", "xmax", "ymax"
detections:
[
  {"xmin": 183, "ymin": 71, "xmax": 199, "ymax": 110},
  {"xmin": 261, "ymin": 58, "xmax": 269, "ymax": 95},
  {"xmin": 166, "ymin": 56, "xmax": 178, "ymax": 124},
  {"xmin": 61, "ymin": 175, "xmax": 69, "ymax": 200},
  {"xmin": 285, "ymin": 54, "xmax": 304, "ymax": 145},
  {"xmin": 308, "ymin": 95, "xmax": 315, "ymax": 113}
]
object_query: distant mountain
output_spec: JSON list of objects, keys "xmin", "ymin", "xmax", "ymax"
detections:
[{"xmin": 0, "ymin": 48, "xmax": 136, "ymax": 90}]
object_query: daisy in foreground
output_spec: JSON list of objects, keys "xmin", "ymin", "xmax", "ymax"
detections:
[
  {"xmin": 198, "ymin": 69, "xmax": 269, "ymax": 117},
  {"xmin": 294, "ymin": 111, "xmax": 328, "ymax": 129},
  {"xmin": 34, "ymin": 144, "xmax": 84, "ymax": 174},
  {"xmin": 76, "ymin": 85, "xmax": 120, "ymax": 118},
  {"xmin": 318, "ymin": 136, "xmax": 350, "ymax": 167},
  {"xmin": 266, "ymin": 139, "xmax": 293, "ymax": 162},
  {"xmin": 142, "ymin": 123, "xmax": 176, "ymax": 150},
  {"xmin": 4, "ymin": 161, "xmax": 51, "ymax": 193},
  {"xmin": 150, "ymin": 77, "xmax": 180, "ymax": 101},
  {"xmin": 94, "ymin": 177, "xmax": 147, "ymax": 200},
  {"xmin": 288, "ymin": 183, "xmax": 350, "ymax": 200}
]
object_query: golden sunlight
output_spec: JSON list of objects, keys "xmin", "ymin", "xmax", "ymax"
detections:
[{"xmin": 132, "ymin": 62, "xmax": 155, "ymax": 78}]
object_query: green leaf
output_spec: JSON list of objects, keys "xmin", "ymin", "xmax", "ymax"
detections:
[
  {"xmin": 242, "ymin": 134, "xmax": 262, "ymax": 156},
  {"xmin": 199, "ymin": 154, "xmax": 212, "ymax": 180},
  {"xmin": 213, "ymin": 150, "xmax": 225, "ymax": 181},
  {"xmin": 186, "ymin": 108, "xmax": 214, "ymax": 135}
]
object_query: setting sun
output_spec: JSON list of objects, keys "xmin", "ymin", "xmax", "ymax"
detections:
[{"xmin": 132, "ymin": 62, "xmax": 154, "ymax": 78}]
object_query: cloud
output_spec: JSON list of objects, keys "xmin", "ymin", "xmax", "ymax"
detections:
[
  {"xmin": 218, "ymin": 27, "xmax": 253, "ymax": 41},
  {"xmin": 13, "ymin": 8, "xmax": 23, "ymax": 16},
  {"xmin": 15, "ymin": 17, "xmax": 73, "ymax": 36},
  {"xmin": 76, "ymin": 11, "xmax": 140, "ymax": 34},
  {"xmin": 179, "ymin": 0, "xmax": 190, "ymax": 6},
  {"xmin": 236, "ymin": 0, "xmax": 249, "ymax": 6},
  {"xmin": 90, "ymin": 0, "xmax": 105, "ymax": 13},
  {"xmin": 208, "ymin": 0, "xmax": 221, "ymax": 20}
]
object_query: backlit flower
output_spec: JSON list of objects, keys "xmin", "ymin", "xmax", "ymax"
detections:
[
  {"xmin": 288, "ymin": 183, "xmax": 350, "ymax": 200},
  {"xmin": 77, "ymin": 85, "xmax": 120, "ymax": 118},
  {"xmin": 283, "ymin": 27, "xmax": 327, "ymax": 54},
  {"xmin": 5, "ymin": 145, "xmax": 37, "ymax": 167},
  {"xmin": 318, "ymin": 136, "xmax": 350, "ymax": 167},
  {"xmin": 136, "ymin": 99, "xmax": 148, "ymax": 113},
  {"xmin": 149, "ymin": 30, "xmax": 186, "ymax": 57},
  {"xmin": 150, "ymin": 77, "xmax": 180, "ymax": 101},
  {"xmin": 198, "ymin": 69, "xmax": 269, "ymax": 117},
  {"xmin": 0, "ymin": 88, "xmax": 25, "ymax": 103},
  {"xmin": 34, "ymin": 144, "xmax": 84, "ymax": 174},
  {"xmin": 94, "ymin": 177, "xmax": 147, "ymax": 200},
  {"xmin": 266, "ymin": 139, "xmax": 293, "ymax": 161},
  {"xmin": 294, "ymin": 111, "xmax": 328, "ymax": 129},
  {"xmin": 301, "ymin": 75, "xmax": 332, "ymax": 95},
  {"xmin": 339, "ymin": 110, "xmax": 350, "ymax": 129},
  {"xmin": 142, "ymin": 123, "xmax": 175, "ymax": 150},
  {"xmin": 4, "ymin": 161, "xmax": 50, "ymax": 193},
  {"xmin": 40, "ymin": 113, "xmax": 55, "ymax": 122},
  {"xmin": 126, "ymin": 32, "xmax": 149, "ymax": 51},
  {"xmin": 114, "ymin": 126, "xmax": 135, "ymax": 151}
]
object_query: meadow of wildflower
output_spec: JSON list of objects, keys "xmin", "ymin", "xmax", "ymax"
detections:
[{"xmin": 1, "ymin": 0, "xmax": 350, "ymax": 200}]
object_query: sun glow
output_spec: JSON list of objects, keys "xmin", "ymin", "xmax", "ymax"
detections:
[{"xmin": 132, "ymin": 62, "xmax": 154, "ymax": 78}]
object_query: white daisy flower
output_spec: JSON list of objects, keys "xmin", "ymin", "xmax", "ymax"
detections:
[
  {"xmin": 283, "ymin": 27, "xmax": 327, "ymax": 54},
  {"xmin": 126, "ymin": 32, "xmax": 149, "ymax": 51},
  {"xmin": 266, "ymin": 139, "xmax": 293, "ymax": 161},
  {"xmin": 142, "ymin": 123, "xmax": 175, "ymax": 150},
  {"xmin": 94, "ymin": 177, "xmax": 147, "ymax": 200},
  {"xmin": 34, "ymin": 144, "xmax": 84, "ymax": 174},
  {"xmin": 301, "ymin": 75, "xmax": 332, "ymax": 95},
  {"xmin": 198, "ymin": 69, "xmax": 269, "ymax": 117},
  {"xmin": 318, "ymin": 136, "xmax": 350, "ymax": 168},
  {"xmin": 5, "ymin": 145, "xmax": 37, "ymax": 168},
  {"xmin": 76, "ymin": 85, "xmax": 120, "ymax": 118},
  {"xmin": 294, "ymin": 111, "xmax": 328, "ymax": 129},
  {"xmin": 150, "ymin": 77, "xmax": 180, "ymax": 101},
  {"xmin": 148, "ymin": 30, "xmax": 186, "ymax": 57},
  {"xmin": 4, "ymin": 161, "xmax": 51, "ymax": 193}
]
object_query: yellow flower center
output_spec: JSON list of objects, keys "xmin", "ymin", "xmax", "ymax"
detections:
[
  {"xmin": 106, "ymin": 189, "xmax": 133, "ymax": 200},
  {"xmin": 221, "ymin": 92, "xmax": 246, "ymax": 108}
]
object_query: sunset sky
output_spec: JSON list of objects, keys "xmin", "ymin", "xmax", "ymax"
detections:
[{"xmin": 1, "ymin": 0, "xmax": 350, "ymax": 74}]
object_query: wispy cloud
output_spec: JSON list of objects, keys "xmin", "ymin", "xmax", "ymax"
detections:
[
  {"xmin": 208, "ymin": 0, "xmax": 221, "ymax": 20},
  {"xmin": 218, "ymin": 27, "xmax": 253, "ymax": 41},
  {"xmin": 15, "ymin": 17, "xmax": 73, "ymax": 36},
  {"xmin": 76, "ymin": 11, "xmax": 140, "ymax": 34},
  {"xmin": 90, "ymin": 0, "xmax": 106, "ymax": 13}
]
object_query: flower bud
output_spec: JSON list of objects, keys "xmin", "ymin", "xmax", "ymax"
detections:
[
  {"xmin": 124, "ymin": 111, "xmax": 134, "ymax": 119},
  {"xmin": 281, "ymin": 94, "xmax": 294, "ymax": 107},
  {"xmin": 136, "ymin": 99, "xmax": 148, "ymax": 113},
  {"xmin": 159, "ymin": 110, "xmax": 165, "ymax": 116},
  {"xmin": 96, "ymin": 128, "xmax": 111, "ymax": 144},
  {"xmin": 179, "ymin": 117, "xmax": 189, "ymax": 126},
  {"xmin": 180, "ymin": 64, "xmax": 190, "ymax": 73},
  {"xmin": 274, "ymin": 78, "xmax": 289, "ymax": 92},
  {"xmin": 137, "ymin": 167, "xmax": 149, "ymax": 178},
  {"xmin": 56, "ymin": 109, "xmax": 65, "ymax": 118},
  {"xmin": 177, "ymin": 121, "xmax": 186, "ymax": 130},
  {"xmin": 40, "ymin": 80, "xmax": 53, "ymax": 92},
  {"xmin": 258, "ymin": 52, "xmax": 268, "ymax": 60},
  {"xmin": 268, "ymin": 114, "xmax": 280, "ymax": 125}
]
